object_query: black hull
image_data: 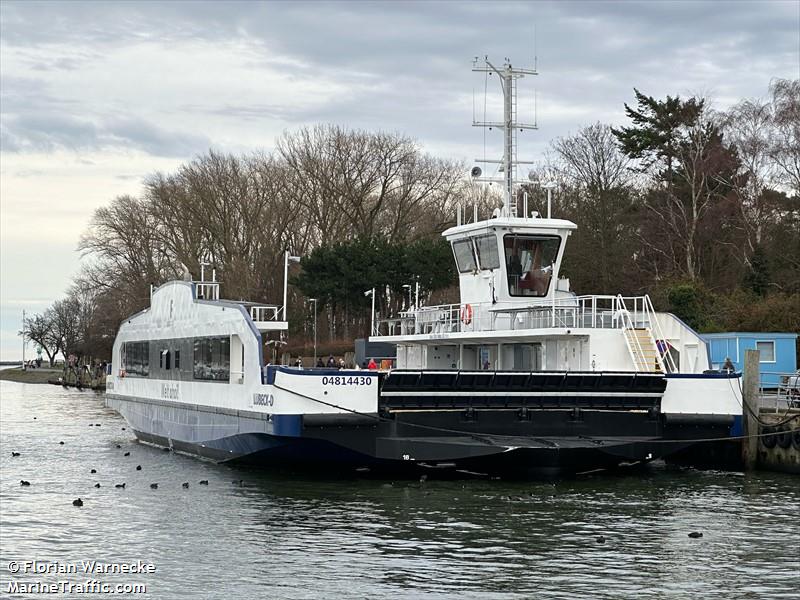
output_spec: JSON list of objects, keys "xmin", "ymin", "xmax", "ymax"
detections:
[
  {"xmin": 111, "ymin": 370, "xmax": 738, "ymax": 479},
  {"xmin": 135, "ymin": 428, "xmax": 687, "ymax": 479}
]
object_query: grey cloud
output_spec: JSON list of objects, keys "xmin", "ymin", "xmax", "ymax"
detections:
[
  {"xmin": 13, "ymin": 168, "xmax": 45, "ymax": 178},
  {"xmin": 0, "ymin": 0, "xmax": 796, "ymax": 163},
  {"xmin": 1, "ymin": 113, "xmax": 209, "ymax": 157},
  {"xmin": 28, "ymin": 54, "xmax": 97, "ymax": 72},
  {"xmin": 3, "ymin": 2, "xmax": 794, "ymax": 76},
  {"xmin": 103, "ymin": 118, "xmax": 209, "ymax": 157},
  {"xmin": 1, "ymin": 114, "xmax": 98, "ymax": 152},
  {"xmin": 182, "ymin": 102, "xmax": 302, "ymax": 123}
]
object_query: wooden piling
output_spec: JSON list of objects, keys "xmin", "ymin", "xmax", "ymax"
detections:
[{"xmin": 741, "ymin": 349, "xmax": 760, "ymax": 470}]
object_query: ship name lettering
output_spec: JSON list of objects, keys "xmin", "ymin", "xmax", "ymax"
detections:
[{"xmin": 253, "ymin": 393, "xmax": 274, "ymax": 407}]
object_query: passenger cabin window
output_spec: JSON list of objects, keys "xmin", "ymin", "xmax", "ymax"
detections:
[
  {"xmin": 160, "ymin": 349, "xmax": 171, "ymax": 370},
  {"xmin": 193, "ymin": 336, "xmax": 231, "ymax": 381},
  {"xmin": 174, "ymin": 350, "xmax": 180, "ymax": 369},
  {"xmin": 122, "ymin": 341, "xmax": 150, "ymax": 377},
  {"xmin": 504, "ymin": 234, "xmax": 561, "ymax": 297},
  {"xmin": 452, "ymin": 239, "xmax": 477, "ymax": 273},
  {"xmin": 475, "ymin": 235, "xmax": 500, "ymax": 270}
]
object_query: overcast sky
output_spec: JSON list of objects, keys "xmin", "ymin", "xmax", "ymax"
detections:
[{"xmin": 1, "ymin": 0, "xmax": 798, "ymax": 361}]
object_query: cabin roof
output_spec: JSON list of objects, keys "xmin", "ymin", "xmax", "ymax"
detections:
[
  {"xmin": 442, "ymin": 216, "xmax": 578, "ymax": 239},
  {"xmin": 702, "ymin": 332, "xmax": 798, "ymax": 340}
]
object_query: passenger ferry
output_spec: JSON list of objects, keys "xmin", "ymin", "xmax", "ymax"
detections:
[{"xmin": 105, "ymin": 58, "xmax": 743, "ymax": 477}]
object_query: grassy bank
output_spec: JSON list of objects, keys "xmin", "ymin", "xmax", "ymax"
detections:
[{"xmin": 0, "ymin": 368, "xmax": 59, "ymax": 384}]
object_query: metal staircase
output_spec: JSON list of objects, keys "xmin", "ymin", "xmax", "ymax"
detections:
[
  {"xmin": 614, "ymin": 295, "xmax": 672, "ymax": 373},
  {"xmin": 624, "ymin": 327, "xmax": 664, "ymax": 373}
]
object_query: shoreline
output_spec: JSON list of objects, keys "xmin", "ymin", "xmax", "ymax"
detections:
[{"xmin": 0, "ymin": 368, "xmax": 61, "ymax": 385}]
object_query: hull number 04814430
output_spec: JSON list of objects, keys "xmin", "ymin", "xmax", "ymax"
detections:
[{"xmin": 321, "ymin": 376, "xmax": 373, "ymax": 386}]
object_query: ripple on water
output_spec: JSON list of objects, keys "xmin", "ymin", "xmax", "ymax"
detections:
[{"xmin": 1, "ymin": 379, "xmax": 799, "ymax": 599}]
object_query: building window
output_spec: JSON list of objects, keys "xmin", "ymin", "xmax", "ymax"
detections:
[
  {"xmin": 475, "ymin": 234, "xmax": 500, "ymax": 270},
  {"xmin": 503, "ymin": 234, "xmax": 561, "ymax": 297},
  {"xmin": 193, "ymin": 336, "xmax": 231, "ymax": 381},
  {"xmin": 452, "ymin": 239, "xmax": 477, "ymax": 273},
  {"xmin": 122, "ymin": 341, "xmax": 150, "ymax": 377},
  {"xmin": 756, "ymin": 341, "xmax": 775, "ymax": 362}
]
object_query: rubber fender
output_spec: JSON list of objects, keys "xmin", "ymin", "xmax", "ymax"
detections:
[
  {"xmin": 761, "ymin": 426, "xmax": 778, "ymax": 449},
  {"xmin": 776, "ymin": 427, "xmax": 793, "ymax": 449},
  {"xmin": 791, "ymin": 427, "xmax": 800, "ymax": 451}
]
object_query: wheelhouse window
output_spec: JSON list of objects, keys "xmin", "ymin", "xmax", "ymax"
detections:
[
  {"xmin": 504, "ymin": 234, "xmax": 561, "ymax": 297},
  {"xmin": 452, "ymin": 239, "xmax": 477, "ymax": 273},
  {"xmin": 122, "ymin": 341, "xmax": 150, "ymax": 377},
  {"xmin": 475, "ymin": 234, "xmax": 500, "ymax": 270},
  {"xmin": 193, "ymin": 336, "xmax": 230, "ymax": 381}
]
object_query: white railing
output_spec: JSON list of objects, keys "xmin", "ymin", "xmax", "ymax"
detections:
[
  {"xmin": 374, "ymin": 293, "xmax": 682, "ymax": 374},
  {"xmin": 759, "ymin": 371, "xmax": 800, "ymax": 412},
  {"xmin": 615, "ymin": 295, "xmax": 651, "ymax": 372},
  {"xmin": 375, "ymin": 294, "xmax": 660, "ymax": 336},
  {"xmin": 250, "ymin": 305, "xmax": 281, "ymax": 322},
  {"xmin": 194, "ymin": 282, "xmax": 220, "ymax": 301}
]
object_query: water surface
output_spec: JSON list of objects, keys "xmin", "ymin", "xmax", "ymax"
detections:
[{"xmin": 1, "ymin": 381, "xmax": 798, "ymax": 598}]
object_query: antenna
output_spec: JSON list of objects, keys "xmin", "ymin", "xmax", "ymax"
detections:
[
  {"xmin": 533, "ymin": 25, "xmax": 538, "ymax": 128},
  {"xmin": 471, "ymin": 56, "xmax": 538, "ymax": 217}
]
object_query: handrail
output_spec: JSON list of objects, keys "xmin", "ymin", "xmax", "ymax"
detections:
[
  {"xmin": 250, "ymin": 305, "xmax": 281, "ymax": 322},
  {"xmin": 758, "ymin": 371, "xmax": 800, "ymax": 412},
  {"xmin": 194, "ymin": 282, "xmax": 220, "ymax": 301},
  {"xmin": 643, "ymin": 295, "xmax": 678, "ymax": 373},
  {"xmin": 615, "ymin": 295, "xmax": 650, "ymax": 372},
  {"xmin": 374, "ymin": 294, "xmax": 672, "ymax": 340}
]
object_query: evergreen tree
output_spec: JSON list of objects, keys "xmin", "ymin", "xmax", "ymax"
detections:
[{"xmin": 612, "ymin": 89, "xmax": 705, "ymax": 181}]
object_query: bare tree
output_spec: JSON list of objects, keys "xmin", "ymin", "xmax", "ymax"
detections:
[
  {"xmin": 722, "ymin": 98, "xmax": 777, "ymax": 253},
  {"xmin": 78, "ymin": 194, "xmax": 178, "ymax": 300},
  {"xmin": 550, "ymin": 124, "xmax": 639, "ymax": 292},
  {"xmin": 769, "ymin": 78, "xmax": 800, "ymax": 197},
  {"xmin": 20, "ymin": 311, "xmax": 60, "ymax": 366},
  {"xmin": 554, "ymin": 123, "xmax": 631, "ymax": 193},
  {"xmin": 51, "ymin": 297, "xmax": 82, "ymax": 362},
  {"xmin": 670, "ymin": 118, "xmax": 740, "ymax": 279},
  {"xmin": 278, "ymin": 125, "xmax": 466, "ymax": 245}
]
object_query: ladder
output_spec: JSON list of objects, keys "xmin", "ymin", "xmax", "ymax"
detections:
[{"xmin": 624, "ymin": 327, "xmax": 664, "ymax": 373}]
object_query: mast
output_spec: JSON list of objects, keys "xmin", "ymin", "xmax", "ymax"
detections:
[{"xmin": 472, "ymin": 57, "xmax": 538, "ymax": 217}]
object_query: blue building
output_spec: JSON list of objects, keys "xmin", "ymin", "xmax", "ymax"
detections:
[{"xmin": 703, "ymin": 332, "xmax": 798, "ymax": 387}]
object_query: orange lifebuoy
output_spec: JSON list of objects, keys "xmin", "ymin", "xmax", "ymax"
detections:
[{"xmin": 460, "ymin": 303, "xmax": 473, "ymax": 325}]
